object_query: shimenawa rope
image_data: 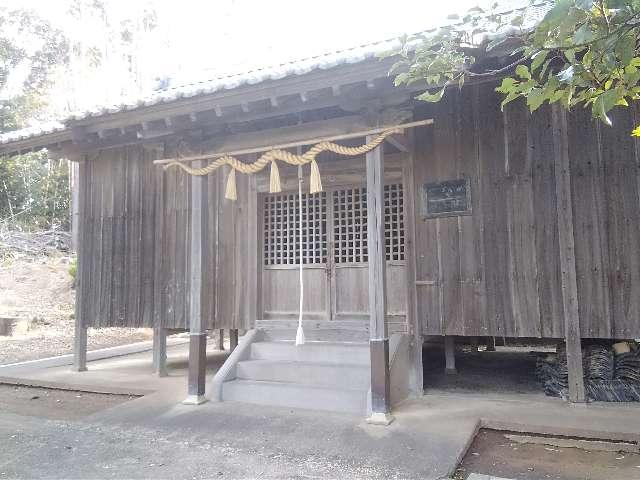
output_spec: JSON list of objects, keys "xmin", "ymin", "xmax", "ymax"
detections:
[{"xmin": 162, "ymin": 128, "xmax": 401, "ymax": 198}]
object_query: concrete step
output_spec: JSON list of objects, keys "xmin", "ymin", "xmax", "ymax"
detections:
[
  {"xmin": 236, "ymin": 359, "xmax": 370, "ymax": 389},
  {"xmin": 222, "ymin": 379, "xmax": 368, "ymax": 414},
  {"xmin": 261, "ymin": 328, "xmax": 368, "ymax": 342},
  {"xmin": 250, "ymin": 341, "xmax": 369, "ymax": 365}
]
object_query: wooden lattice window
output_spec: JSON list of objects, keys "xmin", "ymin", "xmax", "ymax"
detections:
[
  {"xmin": 332, "ymin": 184, "xmax": 405, "ymax": 264},
  {"xmin": 384, "ymin": 183, "xmax": 405, "ymax": 261},
  {"xmin": 263, "ymin": 192, "xmax": 327, "ymax": 266}
]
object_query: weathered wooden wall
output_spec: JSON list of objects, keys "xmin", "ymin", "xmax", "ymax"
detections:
[
  {"xmin": 412, "ymin": 82, "xmax": 640, "ymax": 339},
  {"xmin": 77, "ymin": 143, "xmax": 251, "ymax": 329}
]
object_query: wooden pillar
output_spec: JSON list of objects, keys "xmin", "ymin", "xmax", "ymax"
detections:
[
  {"xmin": 73, "ymin": 321, "xmax": 88, "ymax": 372},
  {"xmin": 218, "ymin": 329, "xmax": 225, "ymax": 350},
  {"xmin": 70, "ymin": 162, "xmax": 80, "ymax": 252},
  {"xmin": 552, "ymin": 105, "xmax": 586, "ymax": 403},
  {"xmin": 485, "ymin": 336, "xmax": 496, "ymax": 352},
  {"xmin": 230, "ymin": 329, "xmax": 239, "ymax": 351},
  {"xmin": 72, "ymin": 158, "xmax": 87, "ymax": 372},
  {"xmin": 153, "ymin": 327, "xmax": 167, "ymax": 377},
  {"xmin": 365, "ymin": 140, "xmax": 393, "ymax": 425},
  {"xmin": 184, "ymin": 160, "xmax": 208, "ymax": 405},
  {"xmin": 444, "ymin": 336, "xmax": 457, "ymax": 374}
]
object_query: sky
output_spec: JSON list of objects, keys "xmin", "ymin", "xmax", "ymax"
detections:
[{"xmin": 2, "ymin": 0, "xmax": 512, "ymax": 120}]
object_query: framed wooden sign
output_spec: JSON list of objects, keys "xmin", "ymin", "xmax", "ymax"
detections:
[{"xmin": 421, "ymin": 178, "xmax": 471, "ymax": 218}]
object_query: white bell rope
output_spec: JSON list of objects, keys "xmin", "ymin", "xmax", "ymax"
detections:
[{"xmin": 295, "ymin": 165, "xmax": 305, "ymax": 346}]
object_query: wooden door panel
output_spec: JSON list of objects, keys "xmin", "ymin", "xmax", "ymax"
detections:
[{"xmin": 262, "ymin": 267, "xmax": 329, "ymax": 320}]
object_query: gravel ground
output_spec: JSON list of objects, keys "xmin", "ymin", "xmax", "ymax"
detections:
[
  {"xmin": 0, "ymin": 253, "xmax": 152, "ymax": 365},
  {"xmin": 0, "ymin": 384, "xmax": 138, "ymax": 420}
]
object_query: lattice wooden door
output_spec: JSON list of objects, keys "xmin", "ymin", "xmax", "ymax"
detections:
[
  {"xmin": 331, "ymin": 184, "xmax": 407, "ymax": 321},
  {"xmin": 260, "ymin": 184, "xmax": 407, "ymax": 322}
]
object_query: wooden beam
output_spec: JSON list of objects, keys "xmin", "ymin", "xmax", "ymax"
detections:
[
  {"xmin": 386, "ymin": 133, "xmax": 410, "ymax": 152},
  {"xmin": 184, "ymin": 159, "xmax": 208, "ymax": 405},
  {"xmin": 154, "ymin": 118, "xmax": 434, "ymax": 166},
  {"xmin": 552, "ymin": 105, "xmax": 586, "ymax": 403},
  {"xmin": 366, "ymin": 140, "xmax": 393, "ymax": 424}
]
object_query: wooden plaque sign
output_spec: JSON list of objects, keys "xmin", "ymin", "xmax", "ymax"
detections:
[{"xmin": 422, "ymin": 178, "xmax": 471, "ymax": 218}]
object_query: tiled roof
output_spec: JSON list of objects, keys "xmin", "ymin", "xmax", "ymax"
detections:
[{"xmin": 0, "ymin": 1, "xmax": 550, "ymax": 148}]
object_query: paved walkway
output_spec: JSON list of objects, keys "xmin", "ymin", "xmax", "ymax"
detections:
[{"xmin": 0, "ymin": 346, "xmax": 639, "ymax": 479}]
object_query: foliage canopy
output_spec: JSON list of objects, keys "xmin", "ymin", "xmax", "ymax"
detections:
[{"xmin": 388, "ymin": 0, "xmax": 640, "ymax": 135}]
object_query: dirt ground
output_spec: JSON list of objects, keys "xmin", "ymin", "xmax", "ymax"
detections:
[
  {"xmin": 423, "ymin": 343, "xmax": 546, "ymax": 394},
  {"xmin": 0, "ymin": 384, "xmax": 138, "ymax": 420},
  {"xmin": 0, "ymin": 253, "xmax": 152, "ymax": 365},
  {"xmin": 455, "ymin": 429, "xmax": 640, "ymax": 480}
]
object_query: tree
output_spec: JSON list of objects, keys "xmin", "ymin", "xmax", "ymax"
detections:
[
  {"xmin": 387, "ymin": 0, "xmax": 640, "ymax": 135},
  {"xmin": 0, "ymin": 7, "xmax": 69, "ymax": 130}
]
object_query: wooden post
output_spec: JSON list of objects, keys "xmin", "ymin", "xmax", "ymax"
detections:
[
  {"xmin": 485, "ymin": 336, "xmax": 496, "ymax": 352},
  {"xmin": 552, "ymin": 105, "xmax": 586, "ymax": 403},
  {"xmin": 153, "ymin": 327, "xmax": 168, "ymax": 377},
  {"xmin": 444, "ymin": 336, "xmax": 457, "ymax": 374},
  {"xmin": 73, "ymin": 321, "xmax": 88, "ymax": 372},
  {"xmin": 218, "ymin": 329, "xmax": 225, "ymax": 350},
  {"xmin": 72, "ymin": 158, "xmax": 87, "ymax": 372},
  {"xmin": 365, "ymin": 140, "xmax": 393, "ymax": 425},
  {"xmin": 70, "ymin": 162, "xmax": 80, "ymax": 252},
  {"xmin": 230, "ymin": 329, "xmax": 239, "ymax": 351},
  {"xmin": 184, "ymin": 160, "xmax": 208, "ymax": 405}
]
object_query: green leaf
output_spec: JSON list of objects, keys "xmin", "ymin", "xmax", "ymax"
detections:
[
  {"xmin": 573, "ymin": 24, "xmax": 594, "ymax": 45},
  {"xmin": 531, "ymin": 50, "xmax": 548, "ymax": 72},
  {"xmin": 632, "ymin": 125, "xmax": 640, "ymax": 137},
  {"xmin": 496, "ymin": 77, "xmax": 517, "ymax": 93},
  {"xmin": 527, "ymin": 88, "xmax": 547, "ymax": 112},
  {"xmin": 593, "ymin": 89, "xmax": 621, "ymax": 126},
  {"xmin": 416, "ymin": 86, "xmax": 446, "ymax": 103},
  {"xmin": 515, "ymin": 64, "xmax": 531, "ymax": 80},
  {"xmin": 616, "ymin": 34, "xmax": 635, "ymax": 66},
  {"xmin": 540, "ymin": 0, "xmax": 572, "ymax": 30}
]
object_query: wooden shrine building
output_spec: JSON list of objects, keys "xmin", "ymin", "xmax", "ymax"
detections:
[{"xmin": 1, "ymin": 32, "xmax": 639, "ymax": 419}]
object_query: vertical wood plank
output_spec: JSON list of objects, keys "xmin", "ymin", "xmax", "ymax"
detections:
[
  {"xmin": 566, "ymin": 108, "xmax": 611, "ymax": 338},
  {"xmin": 504, "ymin": 101, "xmax": 541, "ymax": 337},
  {"xmin": 599, "ymin": 107, "xmax": 640, "ymax": 338},
  {"xmin": 530, "ymin": 105, "xmax": 565, "ymax": 338}
]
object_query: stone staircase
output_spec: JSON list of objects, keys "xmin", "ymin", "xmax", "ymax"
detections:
[{"xmin": 218, "ymin": 331, "xmax": 371, "ymax": 414}]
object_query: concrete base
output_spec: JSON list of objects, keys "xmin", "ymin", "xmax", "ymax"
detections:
[
  {"xmin": 445, "ymin": 367, "xmax": 458, "ymax": 375},
  {"xmin": 366, "ymin": 412, "xmax": 395, "ymax": 426},
  {"xmin": 182, "ymin": 394, "xmax": 208, "ymax": 405}
]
